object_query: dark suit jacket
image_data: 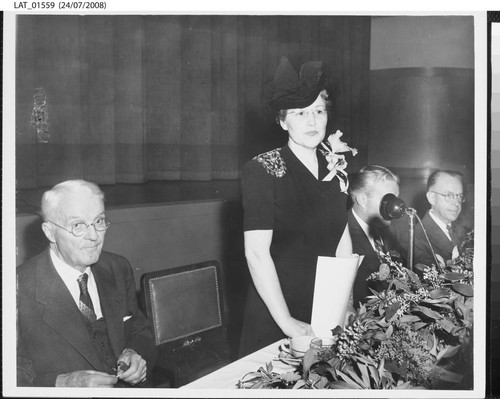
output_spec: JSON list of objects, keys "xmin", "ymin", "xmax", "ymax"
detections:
[
  {"xmin": 17, "ymin": 248, "xmax": 157, "ymax": 387},
  {"xmin": 414, "ymin": 210, "xmax": 467, "ymax": 267},
  {"xmin": 348, "ymin": 209, "xmax": 403, "ymax": 308}
]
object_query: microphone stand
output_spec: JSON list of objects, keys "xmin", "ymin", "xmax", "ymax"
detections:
[
  {"xmin": 406, "ymin": 208, "xmax": 417, "ymax": 272},
  {"xmin": 380, "ymin": 193, "xmax": 442, "ymax": 272}
]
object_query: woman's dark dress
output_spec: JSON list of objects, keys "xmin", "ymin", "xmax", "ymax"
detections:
[{"xmin": 239, "ymin": 144, "xmax": 348, "ymax": 357}]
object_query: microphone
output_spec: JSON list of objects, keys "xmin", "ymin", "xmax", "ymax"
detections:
[
  {"xmin": 379, "ymin": 194, "xmax": 440, "ymax": 272},
  {"xmin": 379, "ymin": 193, "xmax": 415, "ymax": 221}
]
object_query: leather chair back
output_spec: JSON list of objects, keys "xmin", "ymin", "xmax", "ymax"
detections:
[
  {"xmin": 141, "ymin": 260, "xmax": 230, "ymax": 387},
  {"xmin": 143, "ymin": 261, "xmax": 223, "ymax": 345}
]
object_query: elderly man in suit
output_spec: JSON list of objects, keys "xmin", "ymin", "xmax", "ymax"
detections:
[
  {"xmin": 347, "ymin": 165, "xmax": 403, "ymax": 308},
  {"xmin": 414, "ymin": 170, "xmax": 469, "ymax": 267},
  {"xmin": 17, "ymin": 180, "xmax": 157, "ymax": 387}
]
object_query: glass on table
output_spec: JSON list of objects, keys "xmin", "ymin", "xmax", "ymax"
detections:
[{"xmin": 310, "ymin": 337, "xmax": 335, "ymax": 360}]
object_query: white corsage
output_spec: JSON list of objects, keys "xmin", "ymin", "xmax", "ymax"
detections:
[{"xmin": 319, "ymin": 130, "xmax": 358, "ymax": 193}]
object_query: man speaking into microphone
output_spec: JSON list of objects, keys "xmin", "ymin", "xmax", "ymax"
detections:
[{"xmin": 347, "ymin": 165, "xmax": 405, "ymax": 308}]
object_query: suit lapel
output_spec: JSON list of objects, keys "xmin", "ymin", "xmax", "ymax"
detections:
[
  {"xmin": 378, "ymin": 225, "xmax": 396, "ymax": 251},
  {"xmin": 423, "ymin": 212, "xmax": 454, "ymax": 255},
  {"xmin": 92, "ymin": 261, "xmax": 124, "ymax": 359},
  {"xmin": 35, "ymin": 249, "xmax": 104, "ymax": 370},
  {"xmin": 348, "ymin": 209, "xmax": 378, "ymax": 259}
]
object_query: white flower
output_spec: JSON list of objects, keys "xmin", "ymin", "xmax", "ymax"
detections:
[
  {"xmin": 320, "ymin": 130, "xmax": 358, "ymax": 192},
  {"xmin": 326, "ymin": 130, "xmax": 358, "ymax": 155}
]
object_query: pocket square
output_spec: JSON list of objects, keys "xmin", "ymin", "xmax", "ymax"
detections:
[{"xmin": 123, "ymin": 315, "xmax": 132, "ymax": 322}]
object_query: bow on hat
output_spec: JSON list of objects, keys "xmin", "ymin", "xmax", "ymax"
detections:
[{"xmin": 269, "ymin": 56, "xmax": 327, "ymax": 111}]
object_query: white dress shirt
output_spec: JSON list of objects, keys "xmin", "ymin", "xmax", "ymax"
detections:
[{"xmin": 50, "ymin": 248, "xmax": 103, "ymax": 319}]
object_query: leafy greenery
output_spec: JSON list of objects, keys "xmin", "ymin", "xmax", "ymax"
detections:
[
  {"xmin": 238, "ymin": 230, "xmax": 474, "ymax": 390},
  {"xmin": 236, "ymin": 362, "xmax": 300, "ymax": 389}
]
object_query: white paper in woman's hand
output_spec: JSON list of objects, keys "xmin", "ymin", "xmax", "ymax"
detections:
[{"xmin": 310, "ymin": 255, "xmax": 364, "ymax": 337}]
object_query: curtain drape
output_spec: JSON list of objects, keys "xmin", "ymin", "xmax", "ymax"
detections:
[{"xmin": 15, "ymin": 15, "xmax": 371, "ymax": 189}]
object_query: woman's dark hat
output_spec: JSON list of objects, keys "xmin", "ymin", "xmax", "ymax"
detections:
[{"xmin": 269, "ymin": 56, "xmax": 328, "ymax": 111}]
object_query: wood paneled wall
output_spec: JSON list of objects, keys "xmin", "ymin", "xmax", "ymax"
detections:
[
  {"xmin": 368, "ymin": 15, "xmax": 475, "ymax": 224},
  {"xmin": 15, "ymin": 15, "xmax": 371, "ymax": 189},
  {"xmin": 16, "ymin": 199, "xmax": 246, "ymax": 293}
]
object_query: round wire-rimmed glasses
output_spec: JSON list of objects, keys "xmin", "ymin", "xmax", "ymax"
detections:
[
  {"xmin": 47, "ymin": 217, "xmax": 110, "ymax": 237},
  {"xmin": 430, "ymin": 191, "xmax": 465, "ymax": 203}
]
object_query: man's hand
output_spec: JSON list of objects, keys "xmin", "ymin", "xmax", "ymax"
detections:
[
  {"xmin": 55, "ymin": 370, "xmax": 118, "ymax": 387},
  {"xmin": 116, "ymin": 348, "xmax": 147, "ymax": 385}
]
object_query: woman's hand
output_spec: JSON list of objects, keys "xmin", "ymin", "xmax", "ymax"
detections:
[
  {"xmin": 280, "ymin": 316, "xmax": 315, "ymax": 338},
  {"xmin": 245, "ymin": 231, "xmax": 317, "ymax": 340},
  {"xmin": 246, "ymin": 231, "xmax": 316, "ymax": 339}
]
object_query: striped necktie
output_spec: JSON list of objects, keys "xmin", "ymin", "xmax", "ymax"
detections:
[
  {"xmin": 371, "ymin": 227, "xmax": 385, "ymax": 252},
  {"xmin": 374, "ymin": 235, "xmax": 385, "ymax": 252},
  {"xmin": 77, "ymin": 273, "xmax": 97, "ymax": 327}
]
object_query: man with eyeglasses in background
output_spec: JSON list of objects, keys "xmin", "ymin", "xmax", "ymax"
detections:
[
  {"xmin": 414, "ymin": 170, "xmax": 470, "ymax": 267},
  {"xmin": 17, "ymin": 180, "xmax": 157, "ymax": 387}
]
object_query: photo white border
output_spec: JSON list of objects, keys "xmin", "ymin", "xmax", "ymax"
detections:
[{"xmin": 2, "ymin": 5, "xmax": 489, "ymax": 398}]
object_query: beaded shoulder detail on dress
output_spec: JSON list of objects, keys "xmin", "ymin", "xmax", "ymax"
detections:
[{"xmin": 253, "ymin": 148, "xmax": 287, "ymax": 178}]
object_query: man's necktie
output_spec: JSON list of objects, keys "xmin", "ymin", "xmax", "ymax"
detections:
[
  {"xmin": 447, "ymin": 224, "xmax": 456, "ymax": 244},
  {"xmin": 77, "ymin": 273, "xmax": 97, "ymax": 327},
  {"xmin": 373, "ymin": 232, "xmax": 385, "ymax": 252},
  {"xmin": 447, "ymin": 224, "xmax": 461, "ymax": 246}
]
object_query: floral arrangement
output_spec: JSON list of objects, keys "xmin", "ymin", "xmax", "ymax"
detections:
[
  {"xmin": 319, "ymin": 130, "xmax": 358, "ymax": 192},
  {"xmin": 238, "ymin": 230, "xmax": 474, "ymax": 390}
]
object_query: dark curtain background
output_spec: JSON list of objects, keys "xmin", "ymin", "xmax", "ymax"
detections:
[{"xmin": 16, "ymin": 15, "xmax": 371, "ymax": 189}]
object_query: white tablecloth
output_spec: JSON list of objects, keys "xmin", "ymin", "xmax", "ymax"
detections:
[{"xmin": 181, "ymin": 340, "xmax": 293, "ymax": 389}]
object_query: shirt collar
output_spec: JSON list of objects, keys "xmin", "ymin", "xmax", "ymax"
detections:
[
  {"xmin": 352, "ymin": 208, "xmax": 372, "ymax": 239},
  {"xmin": 49, "ymin": 248, "xmax": 103, "ymax": 319},
  {"xmin": 50, "ymin": 248, "xmax": 90, "ymax": 281},
  {"xmin": 429, "ymin": 209, "xmax": 452, "ymax": 237}
]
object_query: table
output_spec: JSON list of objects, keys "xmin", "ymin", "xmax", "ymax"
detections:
[{"xmin": 181, "ymin": 340, "xmax": 294, "ymax": 389}]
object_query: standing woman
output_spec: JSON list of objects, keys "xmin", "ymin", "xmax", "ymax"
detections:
[{"xmin": 239, "ymin": 57, "xmax": 354, "ymax": 356}]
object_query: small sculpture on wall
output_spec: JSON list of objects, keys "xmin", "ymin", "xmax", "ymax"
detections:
[{"xmin": 31, "ymin": 88, "xmax": 49, "ymax": 143}]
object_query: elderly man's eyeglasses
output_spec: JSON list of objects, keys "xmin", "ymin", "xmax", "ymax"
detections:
[
  {"xmin": 47, "ymin": 217, "xmax": 111, "ymax": 237},
  {"xmin": 287, "ymin": 107, "xmax": 327, "ymax": 120},
  {"xmin": 430, "ymin": 191, "xmax": 465, "ymax": 203}
]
